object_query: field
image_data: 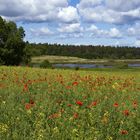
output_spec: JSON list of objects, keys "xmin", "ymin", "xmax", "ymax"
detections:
[
  {"xmin": 0, "ymin": 66, "xmax": 140, "ymax": 140},
  {"xmin": 32, "ymin": 55, "xmax": 140, "ymax": 64}
]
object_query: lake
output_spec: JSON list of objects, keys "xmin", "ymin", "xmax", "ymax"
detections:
[{"xmin": 53, "ymin": 63, "xmax": 140, "ymax": 69}]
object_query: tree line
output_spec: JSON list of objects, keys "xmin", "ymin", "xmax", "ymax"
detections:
[{"xmin": 27, "ymin": 43, "xmax": 140, "ymax": 59}]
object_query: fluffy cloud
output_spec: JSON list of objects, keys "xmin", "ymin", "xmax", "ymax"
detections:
[
  {"xmin": 1, "ymin": 0, "xmax": 140, "ymax": 25},
  {"xmin": 78, "ymin": 0, "xmax": 102, "ymax": 8},
  {"xmin": 58, "ymin": 6, "xmax": 79, "ymax": 23},
  {"xmin": 57, "ymin": 22, "xmax": 84, "ymax": 39},
  {"xmin": 59, "ymin": 33, "xmax": 83, "ymax": 39},
  {"xmin": 88, "ymin": 25, "xmax": 122, "ymax": 38},
  {"xmin": 106, "ymin": 0, "xmax": 140, "ymax": 12},
  {"xmin": 0, "ymin": 0, "xmax": 67, "ymax": 16},
  {"xmin": 0, "ymin": 0, "xmax": 79, "ymax": 23},
  {"xmin": 135, "ymin": 40, "xmax": 140, "ymax": 47},
  {"xmin": 127, "ymin": 22, "xmax": 140, "ymax": 38},
  {"xmin": 58, "ymin": 23, "xmax": 83, "ymax": 33},
  {"xmin": 30, "ymin": 27, "xmax": 53, "ymax": 36},
  {"xmin": 77, "ymin": 0, "xmax": 140, "ymax": 24}
]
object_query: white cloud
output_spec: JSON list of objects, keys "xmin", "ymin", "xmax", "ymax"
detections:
[
  {"xmin": 106, "ymin": 0, "xmax": 140, "ymax": 12},
  {"xmin": 87, "ymin": 25, "xmax": 98, "ymax": 31},
  {"xmin": 109, "ymin": 28, "xmax": 122, "ymax": 38},
  {"xmin": 30, "ymin": 27, "xmax": 53, "ymax": 36},
  {"xmin": 58, "ymin": 6, "xmax": 79, "ymax": 23},
  {"xmin": 127, "ymin": 22, "xmax": 140, "ymax": 37},
  {"xmin": 77, "ymin": 0, "xmax": 140, "ymax": 24},
  {"xmin": 58, "ymin": 23, "xmax": 83, "ymax": 33},
  {"xmin": 77, "ymin": 5, "xmax": 121, "ymax": 24},
  {"xmin": 135, "ymin": 40, "xmax": 140, "ymax": 47},
  {"xmin": 0, "ymin": 0, "xmax": 65, "ymax": 16},
  {"xmin": 78, "ymin": 0, "xmax": 102, "ymax": 8},
  {"xmin": 88, "ymin": 25, "xmax": 122, "ymax": 38},
  {"xmin": 0, "ymin": 0, "xmax": 79, "ymax": 23},
  {"xmin": 59, "ymin": 33, "xmax": 83, "ymax": 39}
]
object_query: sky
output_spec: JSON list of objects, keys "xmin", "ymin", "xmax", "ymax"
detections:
[{"xmin": 0, "ymin": 0, "xmax": 140, "ymax": 47}]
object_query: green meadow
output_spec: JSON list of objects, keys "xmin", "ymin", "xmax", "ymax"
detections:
[{"xmin": 0, "ymin": 66, "xmax": 140, "ymax": 140}]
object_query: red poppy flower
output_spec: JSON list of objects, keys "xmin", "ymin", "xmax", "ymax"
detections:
[
  {"xmin": 66, "ymin": 86, "xmax": 71, "ymax": 89},
  {"xmin": 68, "ymin": 104, "xmax": 72, "ymax": 107},
  {"xmin": 76, "ymin": 101, "xmax": 83, "ymax": 106},
  {"xmin": 72, "ymin": 81, "xmax": 78, "ymax": 86},
  {"xmin": 73, "ymin": 113, "xmax": 78, "ymax": 119},
  {"xmin": 29, "ymin": 99, "xmax": 35, "ymax": 106},
  {"xmin": 87, "ymin": 101, "xmax": 97, "ymax": 108},
  {"xmin": 27, "ymin": 80, "xmax": 32, "ymax": 84},
  {"xmin": 120, "ymin": 130, "xmax": 128, "ymax": 135},
  {"xmin": 91, "ymin": 101, "xmax": 97, "ymax": 106},
  {"xmin": 25, "ymin": 103, "xmax": 31, "ymax": 110},
  {"xmin": 123, "ymin": 110, "xmax": 129, "ymax": 116},
  {"xmin": 23, "ymin": 84, "xmax": 28, "ymax": 92},
  {"xmin": 48, "ymin": 113, "xmax": 60, "ymax": 119},
  {"xmin": 133, "ymin": 101, "xmax": 138, "ymax": 108},
  {"xmin": 113, "ymin": 102, "xmax": 119, "ymax": 107}
]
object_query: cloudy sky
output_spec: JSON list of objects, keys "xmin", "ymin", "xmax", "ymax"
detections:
[{"xmin": 0, "ymin": 0, "xmax": 140, "ymax": 47}]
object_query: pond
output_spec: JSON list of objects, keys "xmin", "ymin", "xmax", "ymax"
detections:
[
  {"xmin": 128, "ymin": 63, "xmax": 140, "ymax": 67},
  {"xmin": 53, "ymin": 63, "xmax": 140, "ymax": 69}
]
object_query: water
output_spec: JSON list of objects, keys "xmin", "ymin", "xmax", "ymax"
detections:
[
  {"xmin": 53, "ymin": 64, "xmax": 112, "ymax": 68},
  {"xmin": 53, "ymin": 63, "xmax": 140, "ymax": 69},
  {"xmin": 128, "ymin": 64, "xmax": 140, "ymax": 67}
]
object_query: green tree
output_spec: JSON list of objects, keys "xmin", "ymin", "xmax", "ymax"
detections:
[{"xmin": 0, "ymin": 16, "xmax": 30, "ymax": 65}]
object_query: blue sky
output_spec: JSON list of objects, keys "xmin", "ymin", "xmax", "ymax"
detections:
[{"xmin": 0, "ymin": 0, "xmax": 140, "ymax": 47}]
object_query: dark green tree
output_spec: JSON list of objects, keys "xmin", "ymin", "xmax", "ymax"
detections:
[{"xmin": 0, "ymin": 16, "xmax": 30, "ymax": 65}]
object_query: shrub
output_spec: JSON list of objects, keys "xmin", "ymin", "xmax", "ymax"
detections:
[
  {"xmin": 115, "ymin": 62, "xmax": 128, "ymax": 69},
  {"xmin": 40, "ymin": 60, "xmax": 52, "ymax": 68},
  {"xmin": 75, "ymin": 66, "xmax": 80, "ymax": 70}
]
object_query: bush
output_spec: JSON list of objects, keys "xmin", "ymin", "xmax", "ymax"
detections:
[
  {"xmin": 40, "ymin": 60, "xmax": 52, "ymax": 68},
  {"xmin": 75, "ymin": 66, "xmax": 80, "ymax": 70},
  {"xmin": 0, "ymin": 59, "xmax": 4, "ymax": 66},
  {"xmin": 115, "ymin": 62, "xmax": 128, "ymax": 69}
]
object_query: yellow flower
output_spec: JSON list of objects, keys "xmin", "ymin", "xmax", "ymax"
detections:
[
  {"xmin": 112, "ymin": 85, "xmax": 115, "ymax": 89},
  {"xmin": 39, "ymin": 112, "xmax": 45, "ymax": 117},
  {"xmin": 2, "ymin": 101, "xmax": 6, "ymax": 104},
  {"xmin": 27, "ymin": 110, "xmax": 32, "ymax": 114},
  {"xmin": 0, "ymin": 123, "xmax": 9, "ymax": 133},
  {"xmin": 101, "ymin": 116, "xmax": 108, "ymax": 124},
  {"xmin": 53, "ymin": 127, "xmax": 59, "ymax": 134},
  {"xmin": 112, "ymin": 82, "xmax": 119, "ymax": 89},
  {"xmin": 72, "ymin": 129, "xmax": 78, "ymax": 133},
  {"xmin": 107, "ymin": 136, "xmax": 113, "ymax": 140}
]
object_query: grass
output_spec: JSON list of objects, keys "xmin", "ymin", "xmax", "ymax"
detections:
[
  {"xmin": 32, "ymin": 55, "xmax": 88, "ymax": 64},
  {"xmin": 31, "ymin": 55, "xmax": 140, "ymax": 64},
  {"xmin": 0, "ymin": 66, "xmax": 140, "ymax": 139}
]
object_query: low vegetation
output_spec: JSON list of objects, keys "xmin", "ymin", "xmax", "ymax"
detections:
[{"xmin": 0, "ymin": 66, "xmax": 140, "ymax": 139}]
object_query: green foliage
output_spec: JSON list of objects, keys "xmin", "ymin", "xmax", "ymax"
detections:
[
  {"xmin": 0, "ymin": 16, "xmax": 30, "ymax": 65},
  {"xmin": 75, "ymin": 66, "xmax": 80, "ymax": 70},
  {"xmin": 40, "ymin": 60, "xmax": 52, "ymax": 68},
  {"xmin": 28, "ymin": 43, "xmax": 140, "ymax": 59},
  {"xmin": 115, "ymin": 62, "xmax": 128, "ymax": 69},
  {"xmin": 0, "ymin": 58, "xmax": 3, "ymax": 66}
]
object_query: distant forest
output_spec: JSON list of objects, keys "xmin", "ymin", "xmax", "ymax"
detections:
[{"xmin": 27, "ymin": 43, "xmax": 140, "ymax": 59}]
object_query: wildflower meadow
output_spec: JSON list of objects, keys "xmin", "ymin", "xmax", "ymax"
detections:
[{"xmin": 0, "ymin": 66, "xmax": 140, "ymax": 140}]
